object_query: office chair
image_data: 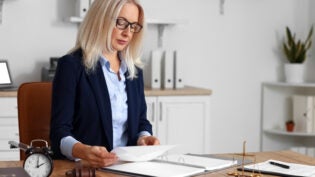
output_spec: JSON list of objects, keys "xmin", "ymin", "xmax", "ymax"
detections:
[{"xmin": 17, "ymin": 82, "xmax": 52, "ymax": 160}]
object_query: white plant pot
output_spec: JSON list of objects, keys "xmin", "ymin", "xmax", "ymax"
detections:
[{"xmin": 284, "ymin": 63, "xmax": 305, "ymax": 83}]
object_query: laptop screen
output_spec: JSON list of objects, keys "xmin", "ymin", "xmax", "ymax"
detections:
[{"xmin": 0, "ymin": 60, "xmax": 13, "ymax": 87}]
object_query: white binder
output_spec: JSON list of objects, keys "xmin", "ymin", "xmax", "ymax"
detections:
[
  {"xmin": 174, "ymin": 50, "xmax": 185, "ymax": 89},
  {"xmin": 161, "ymin": 50, "xmax": 174, "ymax": 89},
  {"xmin": 145, "ymin": 49, "xmax": 162, "ymax": 89},
  {"xmin": 75, "ymin": 0, "xmax": 90, "ymax": 18},
  {"xmin": 293, "ymin": 95, "xmax": 314, "ymax": 133}
]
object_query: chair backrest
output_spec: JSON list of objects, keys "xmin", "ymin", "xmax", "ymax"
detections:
[{"xmin": 17, "ymin": 82, "xmax": 52, "ymax": 160}]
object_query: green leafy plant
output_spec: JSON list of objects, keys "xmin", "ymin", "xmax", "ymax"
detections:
[{"xmin": 283, "ymin": 26, "xmax": 313, "ymax": 63}]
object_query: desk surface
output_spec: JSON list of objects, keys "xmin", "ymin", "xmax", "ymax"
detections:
[
  {"xmin": 0, "ymin": 86, "xmax": 212, "ymax": 97},
  {"xmin": 1, "ymin": 150, "xmax": 314, "ymax": 177}
]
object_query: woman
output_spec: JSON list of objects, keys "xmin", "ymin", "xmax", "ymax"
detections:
[{"xmin": 50, "ymin": 0, "xmax": 159, "ymax": 168}]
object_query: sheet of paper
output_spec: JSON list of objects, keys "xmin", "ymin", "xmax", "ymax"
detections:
[
  {"xmin": 103, "ymin": 161, "xmax": 205, "ymax": 177},
  {"xmin": 243, "ymin": 159, "xmax": 315, "ymax": 176},
  {"xmin": 155, "ymin": 154, "xmax": 237, "ymax": 171},
  {"xmin": 111, "ymin": 145, "xmax": 176, "ymax": 162}
]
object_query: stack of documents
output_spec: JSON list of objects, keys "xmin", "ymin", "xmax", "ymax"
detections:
[
  {"xmin": 242, "ymin": 159, "xmax": 315, "ymax": 177},
  {"xmin": 155, "ymin": 154, "xmax": 237, "ymax": 171},
  {"xmin": 104, "ymin": 161, "xmax": 205, "ymax": 177},
  {"xmin": 103, "ymin": 145, "xmax": 237, "ymax": 177},
  {"xmin": 111, "ymin": 145, "xmax": 176, "ymax": 162}
]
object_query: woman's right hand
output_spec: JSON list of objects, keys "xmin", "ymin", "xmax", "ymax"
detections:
[{"xmin": 72, "ymin": 143, "xmax": 118, "ymax": 168}]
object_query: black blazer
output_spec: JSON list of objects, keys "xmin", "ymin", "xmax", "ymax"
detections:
[{"xmin": 50, "ymin": 49, "xmax": 152, "ymax": 159}]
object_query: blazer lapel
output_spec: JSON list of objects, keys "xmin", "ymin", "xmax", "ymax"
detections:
[
  {"xmin": 86, "ymin": 62, "xmax": 113, "ymax": 149},
  {"xmin": 125, "ymin": 71, "xmax": 138, "ymax": 143}
]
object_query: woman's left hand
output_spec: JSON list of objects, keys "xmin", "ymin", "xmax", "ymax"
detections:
[{"xmin": 137, "ymin": 136, "xmax": 160, "ymax": 146}]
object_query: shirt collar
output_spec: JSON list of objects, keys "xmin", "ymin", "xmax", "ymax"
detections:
[{"xmin": 100, "ymin": 53, "xmax": 127, "ymax": 74}]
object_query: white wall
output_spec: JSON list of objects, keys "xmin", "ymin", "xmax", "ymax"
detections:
[
  {"xmin": 307, "ymin": 0, "xmax": 315, "ymax": 80},
  {"xmin": 141, "ymin": 0, "xmax": 314, "ymax": 153},
  {"xmin": 0, "ymin": 0, "xmax": 77, "ymax": 84},
  {"xmin": 0, "ymin": 0, "xmax": 314, "ymax": 153}
]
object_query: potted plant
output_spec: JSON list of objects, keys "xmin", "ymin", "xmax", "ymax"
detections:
[
  {"xmin": 282, "ymin": 26, "xmax": 313, "ymax": 83},
  {"xmin": 285, "ymin": 120, "xmax": 295, "ymax": 132}
]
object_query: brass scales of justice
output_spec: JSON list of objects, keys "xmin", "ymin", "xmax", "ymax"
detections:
[{"xmin": 227, "ymin": 141, "xmax": 262, "ymax": 177}]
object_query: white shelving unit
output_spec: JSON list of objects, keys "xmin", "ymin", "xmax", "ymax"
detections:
[
  {"xmin": 261, "ymin": 82, "xmax": 315, "ymax": 153},
  {"xmin": 146, "ymin": 18, "xmax": 183, "ymax": 48},
  {"xmin": 68, "ymin": 1, "xmax": 186, "ymax": 48},
  {"xmin": 68, "ymin": 16, "xmax": 183, "ymax": 48},
  {"xmin": 68, "ymin": 16, "xmax": 183, "ymax": 25},
  {"xmin": 0, "ymin": 96, "xmax": 19, "ymax": 160}
]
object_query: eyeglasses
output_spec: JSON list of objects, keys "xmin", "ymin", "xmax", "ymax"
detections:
[{"xmin": 116, "ymin": 17, "xmax": 143, "ymax": 33}]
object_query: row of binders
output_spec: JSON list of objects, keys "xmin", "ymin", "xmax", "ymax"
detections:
[
  {"xmin": 292, "ymin": 95, "xmax": 315, "ymax": 133},
  {"xmin": 144, "ymin": 49, "xmax": 184, "ymax": 89},
  {"xmin": 75, "ymin": 0, "xmax": 94, "ymax": 18}
]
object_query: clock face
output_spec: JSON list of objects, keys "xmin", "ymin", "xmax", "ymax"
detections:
[{"xmin": 24, "ymin": 153, "xmax": 53, "ymax": 177}]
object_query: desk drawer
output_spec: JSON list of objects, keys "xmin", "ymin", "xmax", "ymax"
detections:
[
  {"xmin": 0, "ymin": 139, "xmax": 19, "ymax": 150},
  {"xmin": 0, "ymin": 150, "xmax": 20, "ymax": 160},
  {"xmin": 0, "ymin": 126, "xmax": 19, "ymax": 139},
  {"xmin": 0, "ymin": 117, "xmax": 18, "ymax": 126},
  {"xmin": 0, "ymin": 97, "xmax": 18, "ymax": 117}
]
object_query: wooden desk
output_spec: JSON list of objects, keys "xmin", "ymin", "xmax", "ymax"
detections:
[{"xmin": 1, "ymin": 150, "xmax": 315, "ymax": 177}]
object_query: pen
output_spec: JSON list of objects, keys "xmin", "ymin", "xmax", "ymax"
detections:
[{"xmin": 269, "ymin": 161, "xmax": 290, "ymax": 169}]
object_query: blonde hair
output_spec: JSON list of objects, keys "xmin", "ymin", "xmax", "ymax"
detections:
[{"xmin": 70, "ymin": 0, "xmax": 145, "ymax": 79}]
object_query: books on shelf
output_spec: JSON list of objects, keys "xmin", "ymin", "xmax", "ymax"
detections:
[{"xmin": 292, "ymin": 95, "xmax": 315, "ymax": 133}]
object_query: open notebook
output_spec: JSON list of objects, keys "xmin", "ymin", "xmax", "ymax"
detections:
[
  {"xmin": 103, "ymin": 154, "xmax": 237, "ymax": 177},
  {"xmin": 103, "ymin": 146, "xmax": 237, "ymax": 177},
  {"xmin": 241, "ymin": 159, "xmax": 315, "ymax": 177},
  {"xmin": 103, "ymin": 161, "xmax": 205, "ymax": 177},
  {"xmin": 154, "ymin": 154, "xmax": 237, "ymax": 171}
]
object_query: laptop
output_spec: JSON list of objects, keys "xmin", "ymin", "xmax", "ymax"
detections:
[{"xmin": 0, "ymin": 60, "xmax": 16, "ymax": 90}]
